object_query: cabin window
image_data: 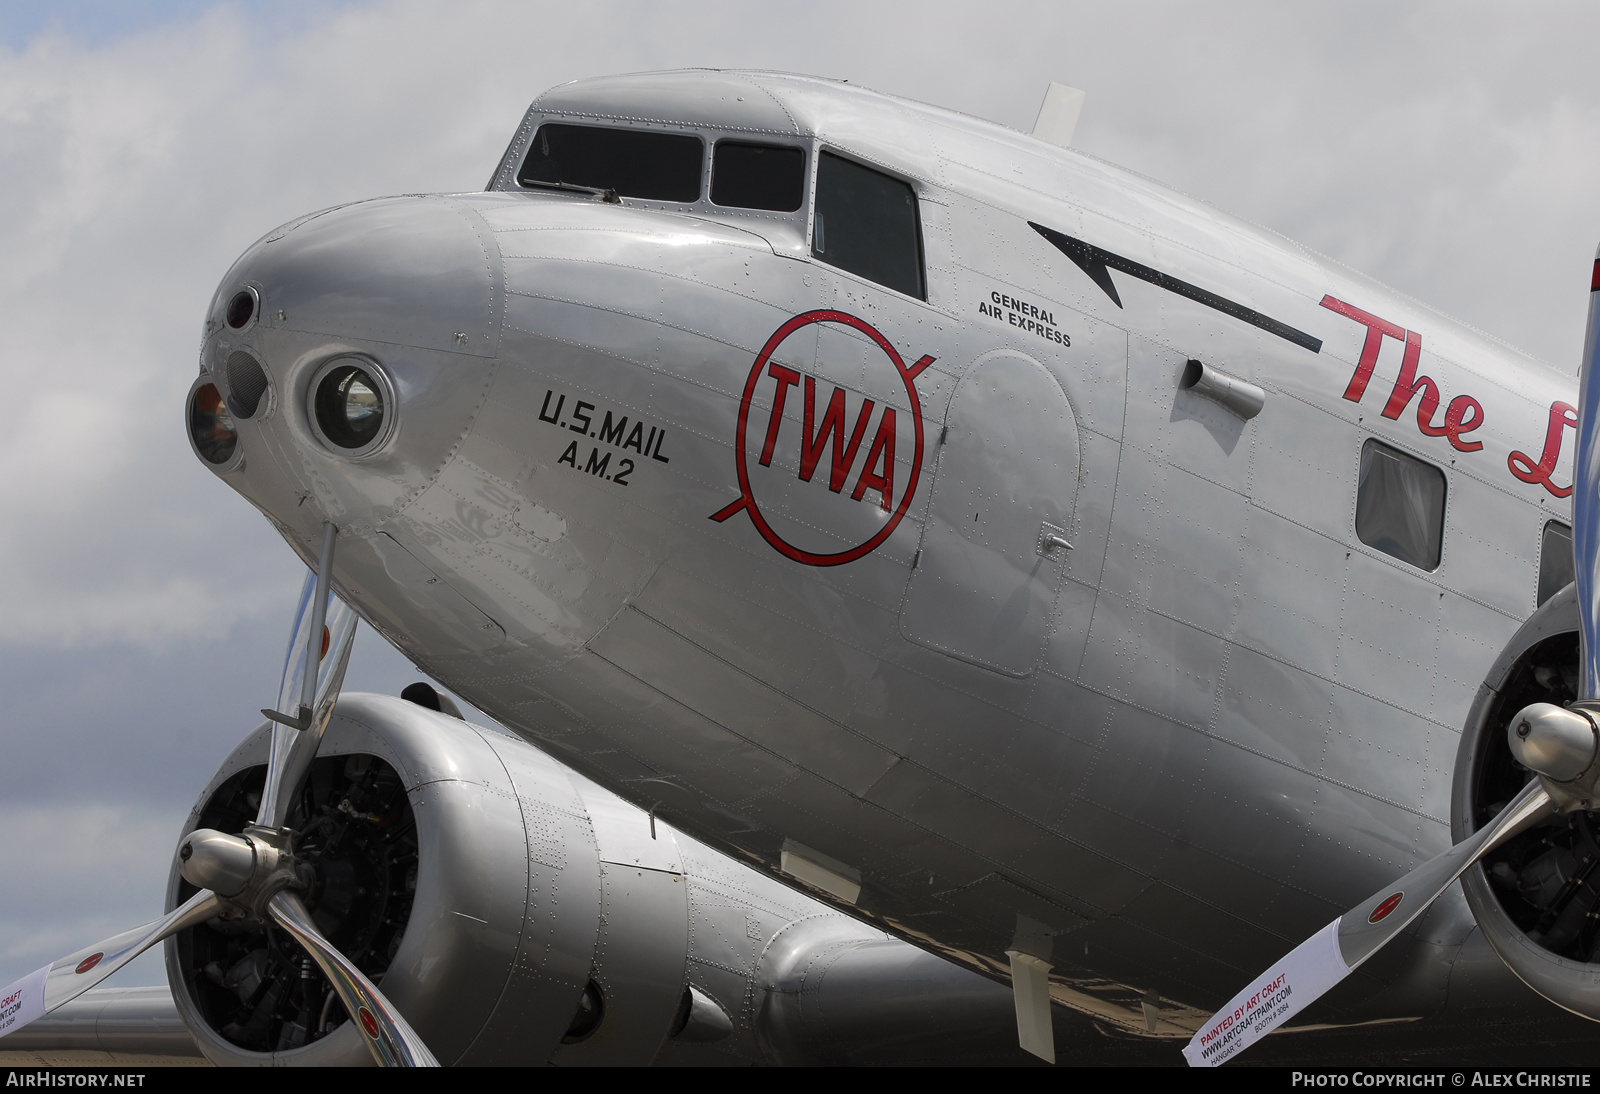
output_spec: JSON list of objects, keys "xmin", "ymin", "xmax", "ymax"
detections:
[
  {"xmin": 712, "ymin": 141, "xmax": 805, "ymax": 212},
  {"xmin": 1539, "ymin": 520, "xmax": 1574, "ymax": 606},
  {"xmin": 812, "ymin": 152, "xmax": 925, "ymax": 299},
  {"xmin": 1355, "ymin": 439, "xmax": 1446, "ymax": 570},
  {"xmin": 518, "ymin": 124, "xmax": 703, "ymax": 202}
]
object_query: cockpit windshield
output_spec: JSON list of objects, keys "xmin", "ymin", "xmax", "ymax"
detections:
[
  {"xmin": 711, "ymin": 141, "xmax": 805, "ymax": 212},
  {"xmin": 519, "ymin": 123, "xmax": 703, "ymax": 202}
]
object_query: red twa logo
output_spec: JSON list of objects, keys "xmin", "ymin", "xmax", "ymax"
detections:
[
  {"xmin": 711, "ymin": 310, "xmax": 934, "ymax": 567},
  {"xmin": 75, "ymin": 953, "xmax": 103, "ymax": 975}
]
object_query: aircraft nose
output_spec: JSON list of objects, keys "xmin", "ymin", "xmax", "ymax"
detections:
[
  {"xmin": 188, "ymin": 195, "xmax": 503, "ymax": 531},
  {"xmin": 211, "ymin": 195, "xmax": 503, "ymax": 360}
]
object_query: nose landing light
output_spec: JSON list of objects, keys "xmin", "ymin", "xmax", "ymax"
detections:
[
  {"xmin": 187, "ymin": 380, "xmax": 241, "ymax": 469},
  {"xmin": 310, "ymin": 357, "xmax": 394, "ymax": 456}
]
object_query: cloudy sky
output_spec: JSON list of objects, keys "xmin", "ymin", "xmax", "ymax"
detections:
[{"xmin": 1, "ymin": 0, "xmax": 1597, "ymax": 992}]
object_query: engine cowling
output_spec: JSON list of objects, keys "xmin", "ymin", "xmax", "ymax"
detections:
[
  {"xmin": 158, "ymin": 690, "xmax": 1081, "ymax": 1066},
  {"xmin": 1452, "ymin": 583, "xmax": 1600, "ymax": 1021},
  {"xmin": 164, "ymin": 692, "xmax": 692, "ymax": 1065}
]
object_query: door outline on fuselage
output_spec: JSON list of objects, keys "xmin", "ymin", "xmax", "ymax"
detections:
[{"xmin": 898, "ymin": 348, "xmax": 1082, "ymax": 677}]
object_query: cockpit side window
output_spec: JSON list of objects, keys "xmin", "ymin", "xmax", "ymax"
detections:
[
  {"xmin": 811, "ymin": 152, "xmax": 925, "ymax": 300},
  {"xmin": 1355, "ymin": 438, "xmax": 1446, "ymax": 571},
  {"xmin": 519, "ymin": 124, "xmax": 703, "ymax": 202},
  {"xmin": 711, "ymin": 141, "xmax": 805, "ymax": 212}
]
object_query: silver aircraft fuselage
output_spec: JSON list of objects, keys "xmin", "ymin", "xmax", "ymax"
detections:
[{"xmin": 193, "ymin": 70, "xmax": 1578, "ymax": 1035}]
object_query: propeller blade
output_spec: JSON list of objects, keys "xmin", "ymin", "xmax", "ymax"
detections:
[
  {"xmin": 257, "ymin": 524, "xmax": 359, "ymax": 829},
  {"xmin": 235, "ymin": 524, "xmax": 436, "ymax": 1065},
  {"xmin": 0, "ymin": 888, "xmax": 222, "ymax": 1041},
  {"xmin": 266, "ymin": 891, "xmax": 438, "ymax": 1067},
  {"xmin": 1574, "ymin": 245, "xmax": 1600, "ymax": 700},
  {"xmin": 1184, "ymin": 778, "xmax": 1555, "ymax": 1066}
]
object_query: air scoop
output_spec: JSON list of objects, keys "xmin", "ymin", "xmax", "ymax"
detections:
[{"xmin": 1508, "ymin": 701, "xmax": 1600, "ymax": 791}]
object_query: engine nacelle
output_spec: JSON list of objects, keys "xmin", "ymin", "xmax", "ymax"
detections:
[
  {"xmin": 155, "ymin": 690, "xmax": 1064, "ymax": 1066},
  {"xmin": 165, "ymin": 693, "xmax": 696, "ymax": 1065},
  {"xmin": 1453, "ymin": 583, "xmax": 1600, "ymax": 1022}
]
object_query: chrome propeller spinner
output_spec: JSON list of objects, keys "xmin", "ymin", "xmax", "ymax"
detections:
[
  {"xmin": 0, "ymin": 524, "xmax": 437, "ymax": 1066},
  {"xmin": 1185, "ymin": 257, "xmax": 1600, "ymax": 1067}
]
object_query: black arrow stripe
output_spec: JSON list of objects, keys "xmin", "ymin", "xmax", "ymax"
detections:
[{"xmin": 1029, "ymin": 222, "xmax": 1322, "ymax": 354}]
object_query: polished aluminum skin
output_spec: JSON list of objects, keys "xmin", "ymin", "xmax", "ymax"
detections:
[
  {"xmin": 1190, "ymin": 238, "xmax": 1600, "ymax": 1063},
  {"xmin": 190, "ymin": 69, "xmax": 1586, "ymax": 1048}
]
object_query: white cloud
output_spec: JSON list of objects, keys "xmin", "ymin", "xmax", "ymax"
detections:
[{"xmin": 0, "ymin": 801, "xmax": 180, "ymax": 986}]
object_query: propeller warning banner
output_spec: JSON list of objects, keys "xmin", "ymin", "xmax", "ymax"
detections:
[
  {"xmin": 1183, "ymin": 920, "xmax": 1349, "ymax": 1067},
  {"xmin": 0, "ymin": 965, "xmax": 48, "ymax": 1039}
]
